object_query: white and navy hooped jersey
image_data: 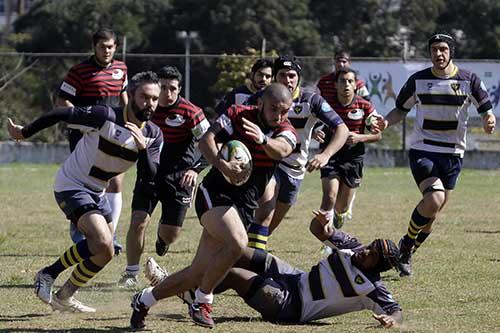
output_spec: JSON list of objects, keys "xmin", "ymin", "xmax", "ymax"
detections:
[
  {"xmin": 298, "ymin": 249, "xmax": 400, "ymax": 322},
  {"xmin": 396, "ymin": 67, "xmax": 493, "ymax": 156},
  {"xmin": 54, "ymin": 105, "xmax": 163, "ymax": 194},
  {"xmin": 279, "ymin": 89, "xmax": 344, "ymax": 179}
]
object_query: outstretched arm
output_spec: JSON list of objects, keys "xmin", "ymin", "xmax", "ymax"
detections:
[{"xmin": 372, "ymin": 310, "xmax": 403, "ymax": 328}]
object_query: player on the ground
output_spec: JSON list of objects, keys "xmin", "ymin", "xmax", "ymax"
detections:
[
  {"xmin": 317, "ymin": 67, "xmax": 381, "ymax": 230},
  {"xmin": 371, "ymin": 33, "xmax": 496, "ymax": 277},
  {"xmin": 8, "ymin": 71, "xmax": 163, "ymax": 312},
  {"xmin": 135, "ymin": 211, "xmax": 403, "ymax": 329},
  {"xmin": 57, "ymin": 28, "xmax": 128, "ymax": 254},
  {"xmin": 250, "ymin": 55, "xmax": 349, "ymax": 249},
  {"xmin": 214, "ymin": 58, "xmax": 273, "ymax": 115},
  {"xmin": 119, "ymin": 66, "xmax": 210, "ymax": 287},
  {"xmin": 128, "ymin": 83, "xmax": 297, "ymax": 329}
]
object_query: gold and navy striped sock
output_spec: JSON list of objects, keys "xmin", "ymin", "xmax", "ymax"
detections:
[
  {"xmin": 69, "ymin": 259, "xmax": 104, "ymax": 288},
  {"xmin": 43, "ymin": 240, "xmax": 93, "ymax": 279},
  {"xmin": 402, "ymin": 208, "xmax": 431, "ymax": 248},
  {"xmin": 247, "ymin": 223, "xmax": 269, "ymax": 250},
  {"xmin": 414, "ymin": 231, "xmax": 431, "ymax": 251}
]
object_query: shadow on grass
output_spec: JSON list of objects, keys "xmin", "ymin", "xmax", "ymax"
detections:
[
  {"xmin": 0, "ymin": 253, "xmax": 59, "ymax": 258},
  {"xmin": 0, "ymin": 328, "xmax": 136, "ymax": 332},
  {"xmin": 465, "ymin": 229, "xmax": 500, "ymax": 234},
  {"xmin": 0, "ymin": 283, "xmax": 33, "ymax": 289},
  {"xmin": 0, "ymin": 313, "xmax": 46, "ymax": 322}
]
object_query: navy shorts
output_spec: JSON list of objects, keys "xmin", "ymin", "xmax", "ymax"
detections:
[
  {"xmin": 409, "ymin": 149, "xmax": 463, "ymax": 190},
  {"xmin": 54, "ymin": 189, "xmax": 112, "ymax": 225},
  {"xmin": 320, "ymin": 154, "xmax": 364, "ymax": 189},
  {"xmin": 245, "ymin": 253, "xmax": 303, "ymax": 323},
  {"xmin": 274, "ymin": 167, "xmax": 303, "ymax": 205},
  {"xmin": 131, "ymin": 172, "xmax": 194, "ymax": 227}
]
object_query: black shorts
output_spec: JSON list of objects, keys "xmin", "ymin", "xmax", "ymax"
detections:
[
  {"xmin": 320, "ymin": 154, "xmax": 364, "ymax": 188},
  {"xmin": 131, "ymin": 172, "xmax": 194, "ymax": 227},
  {"xmin": 194, "ymin": 182, "xmax": 257, "ymax": 229}
]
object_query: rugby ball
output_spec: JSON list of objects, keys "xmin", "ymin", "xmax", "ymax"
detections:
[{"xmin": 220, "ymin": 140, "xmax": 253, "ymax": 186}]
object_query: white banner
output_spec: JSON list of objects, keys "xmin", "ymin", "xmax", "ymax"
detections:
[{"xmin": 352, "ymin": 60, "xmax": 500, "ymax": 116}]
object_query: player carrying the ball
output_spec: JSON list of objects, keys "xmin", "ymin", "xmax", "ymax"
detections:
[{"xmin": 130, "ymin": 83, "xmax": 298, "ymax": 329}]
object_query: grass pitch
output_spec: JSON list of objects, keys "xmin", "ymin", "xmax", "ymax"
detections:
[{"xmin": 0, "ymin": 164, "xmax": 499, "ymax": 332}]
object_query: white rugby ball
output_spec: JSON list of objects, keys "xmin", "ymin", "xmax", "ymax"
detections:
[{"xmin": 220, "ymin": 140, "xmax": 253, "ymax": 186}]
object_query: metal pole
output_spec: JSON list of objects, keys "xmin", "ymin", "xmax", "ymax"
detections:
[
  {"xmin": 401, "ymin": 38, "xmax": 408, "ymax": 151},
  {"xmin": 261, "ymin": 38, "xmax": 266, "ymax": 57},
  {"xmin": 122, "ymin": 36, "xmax": 127, "ymax": 62},
  {"xmin": 185, "ymin": 36, "xmax": 191, "ymax": 100}
]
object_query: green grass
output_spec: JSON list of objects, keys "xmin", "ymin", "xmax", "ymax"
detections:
[{"xmin": 0, "ymin": 164, "xmax": 499, "ymax": 332}]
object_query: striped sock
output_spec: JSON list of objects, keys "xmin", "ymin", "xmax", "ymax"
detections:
[
  {"xmin": 43, "ymin": 240, "xmax": 92, "ymax": 279},
  {"xmin": 403, "ymin": 208, "xmax": 431, "ymax": 248},
  {"xmin": 247, "ymin": 223, "xmax": 269, "ymax": 250},
  {"xmin": 69, "ymin": 258, "xmax": 104, "ymax": 288},
  {"xmin": 414, "ymin": 231, "xmax": 431, "ymax": 251}
]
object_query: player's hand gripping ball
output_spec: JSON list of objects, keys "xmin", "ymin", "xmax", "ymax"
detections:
[{"xmin": 220, "ymin": 140, "xmax": 253, "ymax": 186}]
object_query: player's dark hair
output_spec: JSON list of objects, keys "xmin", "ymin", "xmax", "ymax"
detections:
[
  {"xmin": 92, "ymin": 28, "xmax": 117, "ymax": 46},
  {"xmin": 251, "ymin": 58, "xmax": 273, "ymax": 74},
  {"xmin": 374, "ymin": 239, "xmax": 400, "ymax": 273},
  {"xmin": 158, "ymin": 65, "xmax": 183, "ymax": 85},
  {"xmin": 336, "ymin": 67, "xmax": 358, "ymax": 81},
  {"xmin": 128, "ymin": 71, "xmax": 160, "ymax": 95},
  {"xmin": 428, "ymin": 32, "xmax": 455, "ymax": 58},
  {"xmin": 335, "ymin": 51, "xmax": 351, "ymax": 61}
]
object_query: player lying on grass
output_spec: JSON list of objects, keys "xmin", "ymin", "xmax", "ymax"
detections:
[{"xmin": 132, "ymin": 211, "xmax": 403, "ymax": 329}]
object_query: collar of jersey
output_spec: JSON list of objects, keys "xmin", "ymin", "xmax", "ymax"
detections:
[
  {"xmin": 292, "ymin": 86, "xmax": 301, "ymax": 100},
  {"xmin": 431, "ymin": 64, "xmax": 458, "ymax": 79}
]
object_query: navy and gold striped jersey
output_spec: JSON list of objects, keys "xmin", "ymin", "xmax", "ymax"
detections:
[
  {"xmin": 54, "ymin": 105, "xmax": 162, "ymax": 194},
  {"xmin": 214, "ymin": 82, "xmax": 257, "ymax": 115},
  {"xmin": 151, "ymin": 97, "xmax": 210, "ymax": 174},
  {"xmin": 299, "ymin": 248, "xmax": 400, "ymax": 322},
  {"xmin": 397, "ymin": 66, "xmax": 493, "ymax": 156},
  {"xmin": 58, "ymin": 57, "xmax": 128, "ymax": 107},
  {"xmin": 317, "ymin": 72, "xmax": 370, "ymax": 103}
]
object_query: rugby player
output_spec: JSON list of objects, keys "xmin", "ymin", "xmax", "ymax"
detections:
[
  {"xmin": 129, "ymin": 83, "xmax": 298, "ymax": 328},
  {"xmin": 250, "ymin": 55, "xmax": 349, "ymax": 249},
  {"xmin": 57, "ymin": 28, "xmax": 128, "ymax": 254},
  {"xmin": 318, "ymin": 67, "xmax": 381, "ymax": 230},
  {"xmin": 8, "ymin": 72, "xmax": 163, "ymax": 312},
  {"xmin": 119, "ymin": 66, "xmax": 210, "ymax": 287},
  {"xmin": 371, "ymin": 33, "xmax": 496, "ymax": 276},
  {"xmin": 214, "ymin": 58, "xmax": 273, "ymax": 115}
]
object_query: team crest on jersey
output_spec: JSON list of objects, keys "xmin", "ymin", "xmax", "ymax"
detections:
[
  {"xmin": 112, "ymin": 69, "xmax": 124, "ymax": 80},
  {"xmin": 320, "ymin": 102, "xmax": 332, "ymax": 113},
  {"xmin": 113, "ymin": 129, "xmax": 122, "ymax": 140},
  {"xmin": 427, "ymin": 83, "xmax": 433, "ymax": 89},
  {"xmin": 354, "ymin": 274, "xmax": 365, "ymax": 284},
  {"xmin": 451, "ymin": 83, "xmax": 461, "ymax": 93},
  {"xmin": 347, "ymin": 109, "xmax": 364, "ymax": 120},
  {"xmin": 293, "ymin": 104, "xmax": 303, "ymax": 114},
  {"xmin": 165, "ymin": 114, "xmax": 186, "ymax": 127}
]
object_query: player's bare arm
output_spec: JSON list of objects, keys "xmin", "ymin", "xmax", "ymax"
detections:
[
  {"xmin": 371, "ymin": 107, "xmax": 406, "ymax": 133},
  {"xmin": 372, "ymin": 310, "xmax": 403, "ymax": 328},
  {"xmin": 242, "ymin": 117, "xmax": 294, "ymax": 160},
  {"xmin": 307, "ymin": 123, "xmax": 349, "ymax": 172},
  {"xmin": 199, "ymin": 125, "xmax": 245, "ymax": 183},
  {"xmin": 7, "ymin": 118, "xmax": 25, "ymax": 140},
  {"xmin": 125, "ymin": 122, "xmax": 147, "ymax": 150},
  {"xmin": 309, "ymin": 210, "xmax": 335, "ymax": 241}
]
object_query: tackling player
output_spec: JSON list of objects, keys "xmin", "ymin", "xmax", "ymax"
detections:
[{"xmin": 371, "ymin": 33, "xmax": 496, "ymax": 276}]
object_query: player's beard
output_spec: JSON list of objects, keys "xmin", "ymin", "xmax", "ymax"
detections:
[{"xmin": 131, "ymin": 100, "xmax": 154, "ymax": 122}]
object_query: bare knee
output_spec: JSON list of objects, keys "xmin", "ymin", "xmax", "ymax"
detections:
[
  {"xmin": 129, "ymin": 211, "xmax": 150, "ymax": 234},
  {"xmin": 158, "ymin": 225, "xmax": 182, "ymax": 244},
  {"xmin": 226, "ymin": 232, "xmax": 248, "ymax": 258},
  {"xmin": 423, "ymin": 191, "xmax": 446, "ymax": 213},
  {"xmin": 91, "ymin": 236, "xmax": 114, "ymax": 262}
]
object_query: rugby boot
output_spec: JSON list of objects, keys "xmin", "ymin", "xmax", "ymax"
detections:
[{"xmin": 398, "ymin": 238, "xmax": 413, "ymax": 277}]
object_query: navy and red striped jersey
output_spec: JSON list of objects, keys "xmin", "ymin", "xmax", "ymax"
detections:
[
  {"xmin": 317, "ymin": 72, "xmax": 369, "ymax": 105},
  {"xmin": 216, "ymin": 105, "xmax": 297, "ymax": 169},
  {"xmin": 151, "ymin": 97, "xmax": 210, "ymax": 174},
  {"xmin": 58, "ymin": 56, "xmax": 128, "ymax": 107}
]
